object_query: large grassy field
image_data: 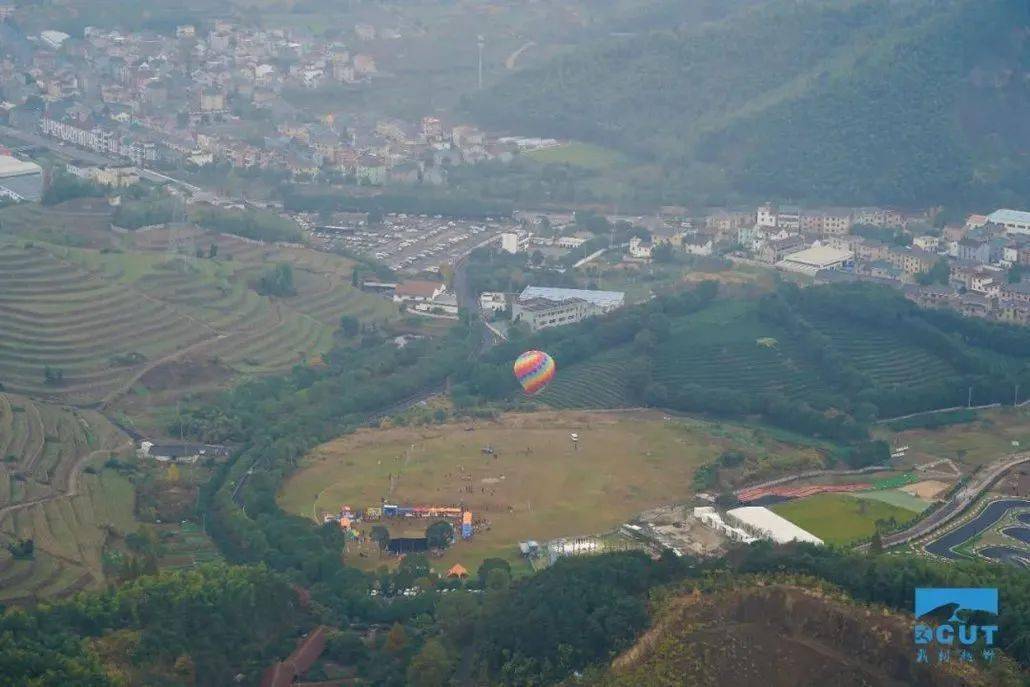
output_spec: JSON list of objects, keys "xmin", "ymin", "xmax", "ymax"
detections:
[
  {"xmin": 0, "ymin": 223, "xmax": 397, "ymax": 407},
  {"xmin": 771, "ymin": 492, "xmax": 918, "ymax": 545},
  {"xmin": 280, "ymin": 409, "xmax": 825, "ymax": 573},
  {"xmin": 525, "ymin": 142, "xmax": 628, "ymax": 171}
]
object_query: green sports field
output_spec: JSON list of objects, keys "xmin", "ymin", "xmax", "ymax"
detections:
[{"xmin": 771, "ymin": 492, "xmax": 918, "ymax": 545}]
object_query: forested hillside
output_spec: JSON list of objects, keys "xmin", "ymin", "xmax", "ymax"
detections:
[{"xmin": 468, "ymin": 0, "xmax": 1030, "ymax": 207}]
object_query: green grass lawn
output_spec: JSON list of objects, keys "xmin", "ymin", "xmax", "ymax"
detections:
[
  {"xmin": 526, "ymin": 142, "xmax": 627, "ymax": 170},
  {"xmin": 852, "ymin": 488, "xmax": 930, "ymax": 513},
  {"xmin": 771, "ymin": 492, "xmax": 918, "ymax": 545}
]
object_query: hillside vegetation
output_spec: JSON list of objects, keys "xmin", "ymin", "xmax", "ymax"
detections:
[
  {"xmin": 593, "ymin": 581, "xmax": 1020, "ymax": 687},
  {"xmin": 468, "ymin": 0, "xmax": 1030, "ymax": 207},
  {"xmin": 459, "ymin": 282, "xmax": 1030, "ymax": 456}
]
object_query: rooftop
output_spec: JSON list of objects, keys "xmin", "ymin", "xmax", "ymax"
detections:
[
  {"xmin": 0, "ymin": 155, "xmax": 42, "ymax": 179},
  {"xmin": 988, "ymin": 209, "xmax": 1030, "ymax": 225},
  {"xmin": 519, "ymin": 286, "xmax": 624, "ymax": 308},
  {"xmin": 781, "ymin": 245, "xmax": 853, "ymax": 268},
  {"xmin": 395, "ymin": 280, "xmax": 443, "ymax": 298},
  {"xmin": 517, "ymin": 296, "xmax": 588, "ymax": 312},
  {"xmin": 726, "ymin": 506, "xmax": 823, "ymax": 545}
]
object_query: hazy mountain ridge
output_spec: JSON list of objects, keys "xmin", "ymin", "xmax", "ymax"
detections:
[{"xmin": 468, "ymin": 0, "xmax": 1029, "ymax": 207}]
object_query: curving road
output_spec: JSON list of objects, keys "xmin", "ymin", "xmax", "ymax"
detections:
[{"xmin": 855, "ymin": 451, "xmax": 1030, "ymax": 552}]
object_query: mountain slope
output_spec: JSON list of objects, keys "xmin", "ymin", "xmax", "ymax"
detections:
[
  {"xmin": 590, "ymin": 583, "xmax": 1022, "ymax": 687},
  {"xmin": 467, "ymin": 0, "xmax": 1029, "ymax": 207}
]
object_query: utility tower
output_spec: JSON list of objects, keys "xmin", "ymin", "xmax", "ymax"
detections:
[{"xmin": 477, "ymin": 35, "xmax": 485, "ymax": 90}]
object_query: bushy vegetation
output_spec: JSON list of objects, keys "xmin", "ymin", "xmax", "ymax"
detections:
[
  {"xmin": 41, "ymin": 172, "xmax": 105, "ymax": 206},
  {"xmin": 254, "ymin": 262, "xmax": 297, "ymax": 297},
  {"xmin": 112, "ymin": 197, "xmax": 176, "ymax": 229},
  {"xmin": 190, "ymin": 204, "xmax": 302, "ymax": 243},
  {"xmin": 0, "ymin": 563, "xmax": 301, "ymax": 686}
]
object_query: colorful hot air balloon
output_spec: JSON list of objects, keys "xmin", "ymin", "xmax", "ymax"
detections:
[{"xmin": 513, "ymin": 350, "xmax": 556, "ymax": 395}]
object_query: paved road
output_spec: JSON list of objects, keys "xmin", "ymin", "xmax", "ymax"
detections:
[{"xmin": 855, "ymin": 451, "xmax": 1030, "ymax": 552}]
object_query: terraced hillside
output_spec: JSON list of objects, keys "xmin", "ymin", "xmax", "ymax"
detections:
[
  {"xmin": 536, "ymin": 296, "xmax": 1009, "ymax": 413},
  {"xmin": 0, "ymin": 392, "xmax": 134, "ymax": 601},
  {"xmin": 536, "ymin": 349, "xmax": 635, "ymax": 409},
  {"xmin": 0, "ymin": 235, "xmax": 397, "ymax": 405},
  {"xmin": 808, "ymin": 319, "xmax": 957, "ymax": 390}
]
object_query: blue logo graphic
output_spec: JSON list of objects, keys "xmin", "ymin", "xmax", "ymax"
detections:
[
  {"xmin": 913, "ymin": 588, "xmax": 999, "ymax": 665},
  {"xmin": 915, "ymin": 588, "xmax": 998, "ymax": 622}
]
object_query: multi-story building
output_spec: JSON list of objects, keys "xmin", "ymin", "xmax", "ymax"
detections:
[
  {"xmin": 886, "ymin": 246, "xmax": 937, "ymax": 277},
  {"xmin": 756, "ymin": 203, "xmax": 776, "ymax": 228},
  {"xmin": 512, "ymin": 297, "xmax": 595, "ymax": 332}
]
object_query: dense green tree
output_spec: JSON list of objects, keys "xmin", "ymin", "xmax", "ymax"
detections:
[
  {"xmin": 406, "ymin": 638, "xmax": 454, "ymax": 687},
  {"xmin": 425, "ymin": 521, "xmax": 454, "ymax": 550}
]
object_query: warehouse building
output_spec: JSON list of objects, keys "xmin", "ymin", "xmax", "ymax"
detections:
[
  {"xmin": 0, "ymin": 155, "xmax": 43, "ymax": 201},
  {"xmin": 775, "ymin": 244, "xmax": 854, "ymax": 276},
  {"xmin": 725, "ymin": 506, "xmax": 824, "ymax": 545},
  {"xmin": 988, "ymin": 209, "xmax": 1030, "ymax": 236}
]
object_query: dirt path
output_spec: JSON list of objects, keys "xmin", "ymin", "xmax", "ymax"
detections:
[{"xmin": 21, "ymin": 401, "xmax": 45, "ymax": 473}]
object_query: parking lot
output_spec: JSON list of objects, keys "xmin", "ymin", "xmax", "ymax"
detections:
[{"xmin": 304, "ymin": 213, "xmax": 512, "ymax": 274}]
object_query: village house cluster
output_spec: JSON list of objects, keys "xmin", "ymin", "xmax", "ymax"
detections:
[
  {"xmin": 658, "ymin": 203, "xmax": 1030, "ymax": 326},
  {"xmin": 1, "ymin": 17, "xmax": 553, "ymax": 183}
]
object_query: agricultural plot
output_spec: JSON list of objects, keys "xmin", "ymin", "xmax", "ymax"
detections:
[
  {"xmin": 0, "ymin": 393, "xmax": 134, "ymax": 599},
  {"xmin": 808, "ymin": 318, "xmax": 957, "ymax": 389},
  {"xmin": 771, "ymin": 492, "xmax": 918, "ymax": 545},
  {"xmin": 281, "ymin": 410, "xmax": 823, "ymax": 573},
  {"xmin": 157, "ymin": 521, "xmax": 222, "ymax": 571},
  {"xmin": 0, "ymin": 235, "xmax": 396, "ymax": 405},
  {"xmin": 535, "ymin": 349, "xmax": 635, "ymax": 409},
  {"xmin": 537, "ymin": 303, "xmax": 838, "ymax": 409}
]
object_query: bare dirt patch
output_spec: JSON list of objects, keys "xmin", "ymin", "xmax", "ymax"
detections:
[
  {"xmin": 139, "ymin": 357, "xmax": 234, "ymax": 393},
  {"xmin": 901, "ymin": 479, "xmax": 953, "ymax": 500}
]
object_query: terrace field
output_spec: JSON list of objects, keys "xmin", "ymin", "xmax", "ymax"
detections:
[
  {"xmin": 280, "ymin": 410, "xmax": 826, "ymax": 574},
  {"xmin": 0, "ymin": 392, "xmax": 135, "ymax": 600},
  {"xmin": 536, "ymin": 297, "xmax": 996, "ymax": 414},
  {"xmin": 0, "ymin": 229, "xmax": 397, "ymax": 407}
]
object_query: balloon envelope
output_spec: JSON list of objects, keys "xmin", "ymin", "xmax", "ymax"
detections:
[{"xmin": 513, "ymin": 350, "xmax": 556, "ymax": 395}]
